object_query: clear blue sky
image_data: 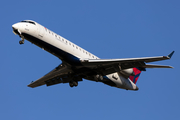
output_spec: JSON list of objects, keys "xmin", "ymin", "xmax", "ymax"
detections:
[{"xmin": 1, "ymin": 0, "xmax": 179, "ymax": 120}]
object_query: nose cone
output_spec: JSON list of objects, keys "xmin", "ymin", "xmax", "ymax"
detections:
[
  {"xmin": 12, "ymin": 23, "xmax": 19, "ymax": 30},
  {"xmin": 12, "ymin": 23, "xmax": 21, "ymax": 35}
]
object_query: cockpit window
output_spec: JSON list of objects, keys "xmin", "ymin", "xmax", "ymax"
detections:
[{"xmin": 21, "ymin": 21, "xmax": 36, "ymax": 25}]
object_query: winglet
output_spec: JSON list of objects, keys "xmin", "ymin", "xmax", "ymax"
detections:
[{"xmin": 167, "ymin": 51, "xmax": 175, "ymax": 59}]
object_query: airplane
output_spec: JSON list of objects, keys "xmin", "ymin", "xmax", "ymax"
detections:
[{"xmin": 12, "ymin": 20, "xmax": 174, "ymax": 91}]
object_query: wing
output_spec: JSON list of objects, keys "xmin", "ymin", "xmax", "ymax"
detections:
[
  {"xmin": 81, "ymin": 51, "xmax": 174, "ymax": 75},
  {"xmin": 28, "ymin": 63, "xmax": 73, "ymax": 88}
]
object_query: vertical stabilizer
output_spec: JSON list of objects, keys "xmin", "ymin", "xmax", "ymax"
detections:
[{"xmin": 129, "ymin": 67, "xmax": 145, "ymax": 84}]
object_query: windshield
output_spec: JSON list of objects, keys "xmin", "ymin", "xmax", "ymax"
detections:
[{"xmin": 21, "ymin": 21, "xmax": 36, "ymax": 25}]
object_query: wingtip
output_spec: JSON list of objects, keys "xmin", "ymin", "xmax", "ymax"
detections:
[
  {"xmin": 167, "ymin": 51, "xmax": 175, "ymax": 59},
  {"xmin": 168, "ymin": 66, "xmax": 174, "ymax": 68}
]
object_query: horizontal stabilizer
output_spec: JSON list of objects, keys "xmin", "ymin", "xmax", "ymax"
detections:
[{"xmin": 143, "ymin": 64, "xmax": 173, "ymax": 68}]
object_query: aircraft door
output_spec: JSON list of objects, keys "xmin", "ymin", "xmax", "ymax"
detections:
[{"xmin": 38, "ymin": 25, "xmax": 44, "ymax": 37}]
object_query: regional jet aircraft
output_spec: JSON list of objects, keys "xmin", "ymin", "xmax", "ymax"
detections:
[{"xmin": 12, "ymin": 20, "xmax": 174, "ymax": 90}]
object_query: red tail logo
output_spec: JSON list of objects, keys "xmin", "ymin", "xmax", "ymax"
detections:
[{"xmin": 129, "ymin": 68, "xmax": 142, "ymax": 84}]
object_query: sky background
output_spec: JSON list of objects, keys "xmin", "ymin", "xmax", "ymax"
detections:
[{"xmin": 1, "ymin": 0, "xmax": 180, "ymax": 120}]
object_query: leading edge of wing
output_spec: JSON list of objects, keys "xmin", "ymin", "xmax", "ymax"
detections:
[{"xmin": 81, "ymin": 51, "xmax": 174, "ymax": 65}]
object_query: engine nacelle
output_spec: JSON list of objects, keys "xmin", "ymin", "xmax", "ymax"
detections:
[{"xmin": 120, "ymin": 68, "xmax": 135, "ymax": 76}]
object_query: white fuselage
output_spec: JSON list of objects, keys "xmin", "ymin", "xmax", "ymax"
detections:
[{"xmin": 12, "ymin": 20, "xmax": 138, "ymax": 90}]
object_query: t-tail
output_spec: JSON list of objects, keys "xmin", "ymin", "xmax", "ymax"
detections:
[{"xmin": 129, "ymin": 67, "xmax": 145, "ymax": 84}]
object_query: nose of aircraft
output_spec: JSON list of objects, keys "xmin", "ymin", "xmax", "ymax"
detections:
[
  {"xmin": 12, "ymin": 23, "xmax": 19, "ymax": 30},
  {"xmin": 12, "ymin": 23, "xmax": 21, "ymax": 35}
]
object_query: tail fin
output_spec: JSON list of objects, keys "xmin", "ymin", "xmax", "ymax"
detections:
[{"xmin": 129, "ymin": 67, "xmax": 145, "ymax": 84}]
